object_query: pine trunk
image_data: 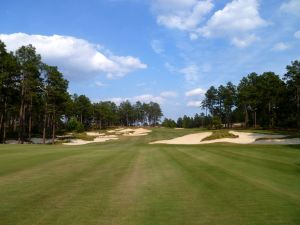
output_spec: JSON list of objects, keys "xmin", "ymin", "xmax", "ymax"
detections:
[
  {"xmin": 43, "ymin": 107, "xmax": 47, "ymax": 144},
  {"xmin": 244, "ymin": 105, "xmax": 248, "ymax": 128},
  {"xmin": 297, "ymin": 87, "xmax": 300, "ymax": 129},
  {"xmin": 2, "ymin": 99, "xmax": 7, "ymax": 143},
  {"xmin": 28, "ymin": 96, "xmax": 33, "ymax": 141},
  {"xmin": 52, "ymin": 108, "xmax": 56, "ymax": 144}
]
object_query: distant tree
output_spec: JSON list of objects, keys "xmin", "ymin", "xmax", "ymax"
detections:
[
  {"xmin": 15, "ymin": 44, "xmax": 42, "ymax": 143},
  {"xmin": 177, "ymin": 117, "xmax": 183, "ymax": 128},
  {"xmin": 73, "ymin": 94, "xmax": 93, "ymax": 127},
  {"xmin": 42, "ymin": 65, "xmax": 69, "ymax": 144},
  {"xmin": 257, "ymin": 72, "xmax": 285, "ymax": 128},
  {"xmin": 222, "ymin": 82, "xmax": 237, "ymax": 128},
  {"xmin": 202, "ymin": 86, "xmax": 218, "ymax": 117},
  {"xmin": 237, "ymin": 73, "xmax": 260, "ymax": 128},
  {"xmin": 284, "ymin": 60, "xmax": 300, "ymax": 128},
  {"xmin": 119, "ymin": 100, "xmax": 133, "ymax": 126},
  {"xmin": 0, "ymin": 40, "xmax": 20, "ymax": 143},
  {"xmin": 212, "ymin": 116, "xmax": 222, "ymax": 129},
  {"xmin": 147, "ymin": 102, "xmax": 163, "ymax": 126},
  {"xmin": 134, "ymin": 101, "xmax": 145, "ymax": 125},
  {"xmin": 162, "ymin": 118, "xmax": 177, "ymax": 128},
  {"xmin": 93, "ymin": 101, "xmax": 119, "ymax": 129}
]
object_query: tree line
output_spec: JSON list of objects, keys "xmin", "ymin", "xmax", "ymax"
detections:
[
  {"xmin": 162, "ymin": 114, "xmax": 211, "ymax": 128},
  {"xmin": 163, "ymin": 61, "xmax": 300, "ymax": 130},
  {"xmin": 0, "ymin": 40, "xmax": 163, "ymax": 144}
]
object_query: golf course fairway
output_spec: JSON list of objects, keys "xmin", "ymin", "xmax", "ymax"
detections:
[{"xmin": 0, "ymin": 128, "xmax": 300, "ymax": 225}]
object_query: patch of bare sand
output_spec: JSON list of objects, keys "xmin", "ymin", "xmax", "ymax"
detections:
[
  {"xmin": 63, "ymin": 136, "xmax": 118, "ymax": 145},
  {"xmin": 150, "ymin": 132, "xmax": 212, "ymax": 145},
  {"xmin": 63, "ymin": 127, "xmax": 152, "ymax": 145},
  {"xmin": 86, "ymin": 132, "xmax": 104, "ymax": 136},
  {"xmin": 123, "ymin": 128, "xmax": 152, "ymax": 137},
  {"xmin": 150, "ymin": 131, "xmax": 300, "ymax": 145}
]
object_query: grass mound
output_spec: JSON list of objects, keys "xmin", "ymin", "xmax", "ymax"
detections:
[{"xmin": 202, "ymin": 130, "xmax": 238, "ymax": 141}]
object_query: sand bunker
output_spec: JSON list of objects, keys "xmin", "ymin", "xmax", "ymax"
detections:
[
  {"xmin": 63, "ymin": 136, "xmax": 118, "ymax": 145},
  {"xmin": 63, "ymin": 128, "xmax": 151, "ymax": 145},
  {"xmin": 150, "ymin": 131, "xmax": 300, "ymax": 145},
  {"xmin": 106, "ymin": 128, "xmax": 151, "ymax": 136},
  {"xmin": 150, "ymin": 132, "xmax": 212, "ymax": 144},
  {"xmin": 85, "ymin": 132, "xmax": 105, "ymax": 137},
  {"xmin": 123, "ymin": 128, "xmax": 152, "ymax": 136}
]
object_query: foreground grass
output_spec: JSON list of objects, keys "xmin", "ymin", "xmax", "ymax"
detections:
[
  {"xmin": 0, "ymin": 128, "xmax": 300, "ymax": 225},
  {"xmin": 202, "ymin": 129, "xmax": 238, "ymax": 141}
]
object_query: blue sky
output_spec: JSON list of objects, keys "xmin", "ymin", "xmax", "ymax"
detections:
[{"xmin": 1, "ymin": 0, "xmax": 300, "ymax": 119}]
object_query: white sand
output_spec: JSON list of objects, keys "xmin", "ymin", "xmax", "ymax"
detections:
[
  {"xmin": 150, "ymin": 131, "xmax": 300, "ymax": 145},
  {"xmin": 150, "ymin": 132, "xmax": 212, "ymax": 145},
  {"xmin": 63, "ymin": 136, "xmax": 118, "ymax": 145},
  {"xmin": 86, "ymin": 132, "xmax": 101, "ymax": 136},
  {"xmin": 107, "ymin": 130, "xmax": 117, "ymax": 133},
  {"xmin": 63, "ymin": 128, "xmax": 151, "ymax": 145},
  {"xmin": 123, "ymin": 128, "xmax": 152, "ymax": 136}
]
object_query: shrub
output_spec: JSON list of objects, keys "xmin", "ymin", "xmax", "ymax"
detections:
[
  {"xmin": 67, "ymin": 117, "xmax": 85, "ymax": 132},
  {"xmin": 212, "ymin": 116, "xmax": 222, "ymax": 129}
]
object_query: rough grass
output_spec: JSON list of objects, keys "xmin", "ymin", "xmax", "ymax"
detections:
[
  {"xmin": 202, "ymin": 129, "xmax": 238, "ymax": 141},
  {"xmin": 72, "ymin": 132, "xmax": 95, "ymax": 141},
  {"xmin": 0, "ymin": 128, "xmax": 300, "ymax": 225}
]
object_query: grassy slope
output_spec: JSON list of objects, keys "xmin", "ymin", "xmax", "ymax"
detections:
[{"xmin": 0, "ymin": 128, "xmax": 299, "ymax": 225}]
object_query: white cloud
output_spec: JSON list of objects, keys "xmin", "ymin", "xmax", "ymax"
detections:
[
  {"xmin": 189, "ymin": 33, "xmax": 199, "ymax": 40},
  {"xmin": 231, "ymin": 35, "xmax": 260, "ymax": 48},
  {"xmin": 136, "ymin": 82, "xmax": 146, "ymax": 87},
  {"xmin": 0, "ymin": 33, "xmax": 147, "ymax": 79},
  {"xmin": 295, "ymin": 30, "xmax": 300, "ymax": 39},
  {"xmin": 179, "ymin": 64, "xmax": 200, "ymax": 82},
  {"xmin": 272, "ymin": 42, "xmax": 291, "ymax": 51},
  {"xmin": 185, "ymin": 88, "xmax": 206, "ymax": 97},
  {"xmin": 280, "ymin": 0, "xmax": 300, "ymax": 16},
  {"xmin": 200, "ymin": 0, "xmax": 266, "ymax": 36},
  {"xmin": 105, "ymin": 97, "xmax": 124, "ymax": 105},
  {"xmin": 154, "ymin": 0, "xmax": 214, "ymax": 32},
  {"xmin": 95, "ymin": 81, "xmax": 106, "ymax": 87},
  {"xmin": 160, "ymin": 91, "xmax": 178, "ymax": 97},
  {"xmin": 151, "ymin": 39, "xmax": 164, "ymax": 54},
  {"xmin": 153, "ymin": 0, "xmax": 266, "ymax": 46},
  {"xmin": 165, "ymin": 62, "xmax": 176, "ymax": 73},
  {"xmin": 187, "ymin": 100, "xmax": 202, "ymax": 107},
  {"xmin": 105, "ymin": 91, "xmax": 178, "ymax": 105},
  {"xmin": 166, "ymin": 63, "xmax": 210, "ymax": 83},
  {"xmin": 198, "ymin": 0, "xmax": 266, "ymax": 46},
  {"xmin": 133, "ymin": 94, "xmax": 165, "ymax": 103},
  {"xmin": 106, "ymin": 94, "xmax": 165, "ymax": 104}
]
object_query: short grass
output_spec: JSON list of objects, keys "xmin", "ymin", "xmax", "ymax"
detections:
[
  {"xmin": 202, "ymin": 129, "xmax": 238, "ymax": 141},
  {"xmin": 0, "ymin": 128, "xmax": 300, "ymax": 225}
]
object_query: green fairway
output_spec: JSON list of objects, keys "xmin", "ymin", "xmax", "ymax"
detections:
[{"xmin": 0, "ymin": 128, "xmax": 300, "ymax": 225}]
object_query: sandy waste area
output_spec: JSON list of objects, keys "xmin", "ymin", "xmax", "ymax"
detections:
[
  {"xmin": 150, "ymin": 131, "xmax": 300, "ymax": 145},
  {"xmin": 63, "ymin": 127, "xmax": 151, "ymax": 145}
]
